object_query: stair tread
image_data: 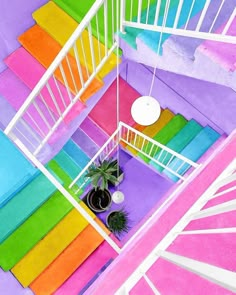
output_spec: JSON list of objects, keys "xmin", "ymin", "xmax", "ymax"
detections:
[
  {"xmin": 5, "ymin": 47, "xmax": 86, "ymax": 125},
  {"xmin": 0, "ymin": 131, "xmax": 37, "ymax": 208},
  {"xmin": 0, "ymin": 68, "xmax": 56, "ymax": 138},
  {"xmin": 63, "ymin": 139, "xmax": 91, "ymax": 169},
  {"xmin": 80, "ymin": 117, "xmax": 108, "ymax": 147},
  {"xmin": 30, "ymin": 218, "xmax": 109, "ymax": 294},
  {"xmin": 198, "ymin": 16, "xmax": 236, "ymax": 71},
  {"xmin": 18, "ymin": 25, "xmax": 103, "ymax": 102},
  {"xmin": 138, "ymin": 114, "xmax": 188, "ymax": 163},
  {"xmin": 0, "ymin": 173, "xmax": 58, "ymax": 243},
  {"xmin": 11, "ymin": 209, "xmax": 90, "ymax": 287},
  {"xmin": 163, "ymin": 126, "xmax": 221, "ymax": 181},
  {"xmin": 54, "ymin": 241, "xmax": 117, "ymax": 295},
  {"xmin": 54, "ymin": 149, "xmax": 82, "ymax": 180},
  {"xmin": 138, "ymin": 0, "xmax": 206, "ymax": 53},
  {"xmin": 126, "ymin": 109, "xmax": 174, "ymax": 155},
  {"xmin": 168, "ymin": 233, "xmax": 236, "ymax": 272},
  {"xmin": 89, "ymin": 77, "xmax": 139, "ymax": 135},
  {"xmin": 0, "ymin": 268, "xmax": 34, "ymax": 295},
  {"xmin": 150, "ymin": 119, "xmax": 203, "ymax": 171},
  {"xmin": 54, "ymin": 0, "xmax": 114, "ymax": 49},
  {"xmin": 72, "ymin": 127, "xmax": 99, "ymax": 158},
  {"xmin": 146, "ymin": 257, "xmax": 234, "ymax": 295},
  {"xmin": 33, "ymin": 1, "xmax": 118, "ymax": 79}
]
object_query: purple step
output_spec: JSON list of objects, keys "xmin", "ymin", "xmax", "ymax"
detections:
[
  {"xmin": 71, "ymin": 128, "xmax": 99, "ymax": 158},
  {"xmin": 145, "ymin": 257, "xmax": 233, "ymax": 294},
  {"xmin": 0, "ymin": 0, "xmax": 48, "ymax": 72},
  {"xmin": 80, "ymin": 117, "xmax": 108, "ymax": 147},
  {"xmin": 0, "ymin": 268, "xmax": 33, "ymax": 295},
  {"xmin": 0, "ymin": 94, "xmax": 51, "ymax": 159},
  {"xmin": 164, "ymin": 0, "xmax": 236, "ymax": 60}
]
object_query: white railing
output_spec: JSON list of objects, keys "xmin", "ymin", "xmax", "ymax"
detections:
[
  {"xmin": 120, "ymin": 0, "xmax": 236, "ymax": 45},
  {"xmin": 119, "ymin": 122, "xmax": 199, "ymax": 181},
  {"xmin": 4, "ymin": 0, "xmax": 118, "ymax": 156},
  {"xmin": 116, "ymin": 158, "xmax": 236, "ymax": 294},
  {"xmin": 69, "ymin": 127, "xmax": 120, "ymax": 192},
  {"xmin": 69, "ymin": 121, "xmax": 199, "ymax": 195}
]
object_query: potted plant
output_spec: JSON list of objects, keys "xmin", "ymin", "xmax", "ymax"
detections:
[
  {"xmin": 106, "ymin": 208, "xmax": 130, "ymax": 236},
  {"xmin": 85, "ymin": 158, "xmax": 123, "ymax": 212}
]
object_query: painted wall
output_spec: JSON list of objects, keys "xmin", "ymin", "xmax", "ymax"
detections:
[
  {"xmin": 0, "ymin": 0, "xmax": 48, "ymax": 73},
  {"xmin": 120, "ymin": 60, "xmax": 236, "ymax": 135}
]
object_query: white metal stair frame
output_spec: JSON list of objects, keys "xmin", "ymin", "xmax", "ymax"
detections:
[
  {"xmin": 4, "ymin": 0, "xmax": 118, "ymax": 156},
  {"xmin": 115, "ymin": 158, "xmax": 236, "ymax": 294}
]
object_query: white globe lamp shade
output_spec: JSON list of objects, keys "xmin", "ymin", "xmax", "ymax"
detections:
[
  {"xmin": 131, "ymin": 96, "xmax": 161, "ymax": 126},
  {"xmin": 112, "ymin": 191, "xmax": 125, "ymax": 204}
]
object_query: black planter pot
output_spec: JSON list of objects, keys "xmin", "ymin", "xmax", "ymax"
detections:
[
  {"xmin": 108, "ymin": 166, "xmax": 124, "ymax": 188},
  {"xmin": 87, "ymin": 188, "xmax": 112, "ymax": 213}
]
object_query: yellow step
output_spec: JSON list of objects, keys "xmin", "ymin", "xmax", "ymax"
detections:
[
  {"xmin": 11, "ymin": 205, "xmax": 94, "ymax": 287},
  {"xmin": 33, "ymin": 1, "xmax": 119, "ymax": 79},
  {"xmin": 126, "ymin": 109, "xmax": 174, "ymax": 155}
]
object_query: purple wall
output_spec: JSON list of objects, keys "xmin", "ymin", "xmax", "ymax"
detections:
[
  {"xmin": 0, "ymin": 0, "xmax": 48, "ymax": 72},
  {"xmin": 120, "ymin": 60, "xmax": 236, "ymax": 135}
]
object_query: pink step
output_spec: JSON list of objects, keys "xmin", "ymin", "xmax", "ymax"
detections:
[
  {"xmin": 167, "ymin": 233, "xmax": 236, "ymax": 272},
  {"xmin": 5, "ymin": 47, "xmax": 86, "ymax": 125},
  {"xmin": 204, "ymin": 181, "xmax": 236, "ymax": 209},
  {"xmin": 130, "ymin": 278, "xmax": 155, "ymax": 295},
  {"xmin": 54, "ymin": 241, "xmax": 117, "ymax": 295},
  {"xmin": 0, "ymin": 68, "xmax": 67, "ymax": 143},
  {"xmin": 89, "ymin": 77, "xmax": 139, "ymax": 135},
  {"xmin": 185, "ymin": 211, "xmax": 236, "ymax": 231},
  {"xmin": 145, "ymin": 258, "xmax": 234, "ymax": 295},
  {"xmin": 198, "ymin": 18, "xmax": 236, "ymax": 71}
]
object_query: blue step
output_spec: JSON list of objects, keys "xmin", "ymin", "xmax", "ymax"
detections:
[
  {"xmin": 54, "ymin": 149, "xmax": 82, "ymax": 180},
  {"xmin": 72, "ymin": 128, "xmax": 99, "ymax": 158},
  {"xmin": 63, "ymin": 139, "xmax": 91, "ymax": 169},
  {"xmin": 150, "ymin": 119, "xmax": 203, "ymax": 172},
  {"xmin": 0, "ymin": 130, "xmax": 38, "ymax": 207},
  {"xmin": 163, "ymin": 126, "xmax": 221, "ymax": 182},
  {"xmin": 138, "ymin": 0, "xmax": 206, "ymax": 53},
  {"xmin": 0, "ymin": 173, "xmax": 59, "ymax": 243}
]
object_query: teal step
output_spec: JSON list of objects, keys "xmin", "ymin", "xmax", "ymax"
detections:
[
  {"xmin": 54, "ymin": 149, "xmax": 82, "ymax": 180},
  {"xmin": 150, "ymin": 119, "xmax": 203, "ymax": 172},
  {"xmin": 163, "ymin": 126, "xmax": 221, "ymax": 182},
  {"xmin": 139, "ymin": 114, "xmax": 188, "ymax": 163},
  {"xmin": 0, "ymin": 131, "xmax": 37, "ymax": 207},
  {"xmin": 0, "ymin": 161, "xmax": 79, "ymax": 271},
  {"xmin": 138, "ymin": 0, "xmax": 206, "ymax": 53},
  {"xmin": 0, "ymin": 173, "xmax": 59, "ymax": 243},
  {"xmin": 63, "ymin": 139, "xmax": 90, "ymax": 169}
]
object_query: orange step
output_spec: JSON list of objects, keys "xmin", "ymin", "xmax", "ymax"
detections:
[
  {"xmin": 18, "ymin": 25, "xmax": 103, "ymax": 103},
  {"xmin": 30, "ymin": 218, "xmax": 110, "ymax": 294}
]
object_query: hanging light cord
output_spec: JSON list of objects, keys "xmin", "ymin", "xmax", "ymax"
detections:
[
  {"xmin": 149, "ymin": 0, "xmax": 170, "ymax": 97},
  {"xmin": 116, "ymin": 0, "xmax": 120, "ymax": 187}
]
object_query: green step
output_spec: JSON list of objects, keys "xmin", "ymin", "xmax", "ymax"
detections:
[
  {"xmin": 0, "ymin": 173, "xmax": 59, "ymax": 243},
  {"xmin": 54, "ymin": 149, "xmax": 82, "ymax": 180},
  {"xmin": 139, "ymin": 114, "xmax": 188, "ymax": 163},
  {"xmin": 150, "ymin": 119, "xmax": 203, "ymax": 172},
  {"xmin": 53, "ymin": 0, "xmax": 155, "ymax": 50},
  {"xmin": 0, "ymin": 161, "xmax": 85, "ymax": 271}
]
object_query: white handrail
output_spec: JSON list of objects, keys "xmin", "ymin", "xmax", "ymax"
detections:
[{"xmin": 116, "ymin": 157, "xmax": 236, "ymax": 294}]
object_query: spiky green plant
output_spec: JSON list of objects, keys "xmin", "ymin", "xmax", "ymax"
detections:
[
  {"xmin": 85, "ymin": 158, "xmax": 119, "ymax": 191},
  {"xmin": 107, "ymin": 208, "xmax": 130, "ymax": 235}
]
